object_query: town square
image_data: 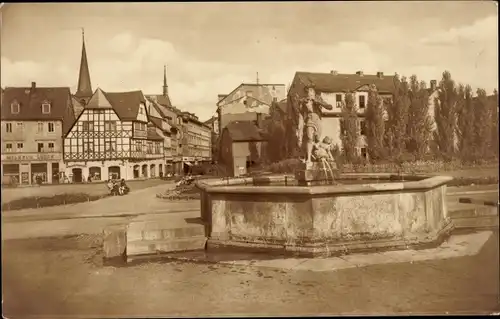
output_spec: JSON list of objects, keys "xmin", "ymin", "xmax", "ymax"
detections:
[{"xmin": 1, "ymin": 2, "xmax": 499, "ymax": 317}]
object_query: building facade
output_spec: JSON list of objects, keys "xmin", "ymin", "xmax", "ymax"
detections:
[
  {"xmin": 63, "ymin": 88, "xmax": 164, "ymax": 182},
  {"xmin": 283, "ymin": 71, "xmax": 396, "ymax": 160},
  {"xmin": 216, "ymin": 83, "xmax": 286, "ymax": 134},
  {"xmin": 1, "ymin": 83, "xmax": 76, "ymax": 184},
  {"xmin": 219, "ymin": 120, "xmax": 268, "ymax": 177},
  {"xmin": 179, "ymin": 112, "xmax": 212, "ymax": 169}
]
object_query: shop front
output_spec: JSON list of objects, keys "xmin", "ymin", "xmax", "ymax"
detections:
[{"xmin": 1, "ymin": 153, "xmax": 63, "ymax": 185}]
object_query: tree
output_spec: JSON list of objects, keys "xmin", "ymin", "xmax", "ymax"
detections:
[
  {"xmin": 364, "ymin": 84, "xmax": 386, "ymax": 162},
  {"xmin": 406, "ymin": 75, "xmax": 433, "ymax": 160},
  {"xmin": 385, "ymin": 75, "xmax": 410, "ymax": 161},
  {"xmin": 433, "ymin": 71, "xmax": 458, "ymax": 161},
  {"xmin": 491, "ymin": 89, "xmax": 499, "ymax": 159},
  {"xmin": 473, "ymin": 88, "xmax": 493, "ymax": 160},
  {"xmin": 340, "ymin": 92, "xmax": 359, "ymax": 163},
  {"xmin": 455, "ymin": 84, "xmax": 475, "ymax": 162}
]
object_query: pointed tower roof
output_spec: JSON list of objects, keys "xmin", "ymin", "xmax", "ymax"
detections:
[
  {"xmin": 162, "ymin": 64, "xmax": 168, "ymax": 97},
  {"xmin": 75, "ymin": 29, "xmax": 93, "ymax": 98}
]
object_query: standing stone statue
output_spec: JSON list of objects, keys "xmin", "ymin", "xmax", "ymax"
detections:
[{"xmin": 296, "ymin": 85, "xmax": 333, "ymax": 165}]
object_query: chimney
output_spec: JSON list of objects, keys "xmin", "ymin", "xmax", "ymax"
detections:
[
  {"xmin": 31, "ymin": 82, "xmax": 36, "ymax": 92},
  {"xmin": 430, "ymin": 80, "xmax": 437, "ymax": 91},
  {"xmin": 330, "ymin": 70, "xmax": 338, "ymax": 75},
  {"xmin": 376, "ymin": 72, "xmax": 384, "ymax": 78},
  {"xmin": 356, "ymin": 71, "xmax": 364, "ymax": 76}
]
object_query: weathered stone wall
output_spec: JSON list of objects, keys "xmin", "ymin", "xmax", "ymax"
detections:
[{"xmin": 206, "ymin": 184, "xmax": 448, "ymax": 245}]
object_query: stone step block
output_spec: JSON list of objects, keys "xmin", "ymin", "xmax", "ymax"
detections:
[
  {"xmin": 103, "ymin": 224, "xmax": 127, "ymax": 259},
  {"xmin": 127, "ymin": 224, "xmax": 205, "ymax": 242},
  {"xmin": 452, "ymin": 216, "xmax": 499, "ymax": 230},
  {"xmin": 448, "ymin": 204, "xmax": 498, "ymax": 219},
  {"xmin": 127, "ymin": 236, "xmax": 207, "ymax": 257}
]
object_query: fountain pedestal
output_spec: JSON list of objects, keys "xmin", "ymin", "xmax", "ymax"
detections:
[{"xmin": 295, "ymin": 161, "xmax": 339, "ymax": 186}]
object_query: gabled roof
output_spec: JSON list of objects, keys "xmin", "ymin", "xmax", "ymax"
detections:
[
  {"xmin": 85, "ymin": 88, "xmax": 113, "ymax": 109},
  {"xmin": 147, "ymin": 127, "xmax": 164, "ymax": 141},
  {"xmin": 145, "ymin": 94, "xmax": 173, "ymax": 108},
  {"xmin": 71, "ymin": 96, "xmax": 85, "ymax": 117},
  {"xmin": 1, "ymin": 86, "xmax": 76, "ymax": 134},
  {"xmin": 105, "ymin": 90, "xmax": 146, "ymax": 121},
  {"xmin": 293, "ymin": 72, "xmax": 396, "ymax": 94},
  {"xmin": 224, "ymin": 120, "xmax": 267, "ymax": 142},
  {"xmin": 217, "ymin": 83, "xmax": 286, "ymax": 107}
]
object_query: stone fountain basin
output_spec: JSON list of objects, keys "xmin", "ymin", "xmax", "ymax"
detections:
[{"xmin": 196, "ymin": 174, "xmax": 454, "ymax": 257}]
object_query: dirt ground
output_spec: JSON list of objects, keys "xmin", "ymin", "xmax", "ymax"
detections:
[
  {"xmin": 2, "ymin": 232, "xmax": 499, "ymax": 317},
  {"xmin": 1, "ymin": 178, "xmax": 167, "ymax": 203}
]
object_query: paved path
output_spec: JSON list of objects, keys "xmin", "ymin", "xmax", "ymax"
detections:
[
  {"xmin": 1, "ymin": 182, "xmax": 200, "ymax": 240},
  {"xmin": 2, "ymin": 231, "xmax": 498, "ymax": 316}
]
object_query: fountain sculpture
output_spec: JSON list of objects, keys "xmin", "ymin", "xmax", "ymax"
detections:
[{"xmin": 196, "ymin": 86, "xmax": 453, "ymax": 257}]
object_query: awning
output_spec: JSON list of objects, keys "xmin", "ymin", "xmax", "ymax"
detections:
[{"xmin": 184, "ymin": 162, "xmax": 193, "ymax": 166}]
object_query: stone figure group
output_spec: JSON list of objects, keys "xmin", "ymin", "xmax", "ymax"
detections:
[{"xmin": 295, "ymin": 85, "xmax": 337, "ymax": 170}]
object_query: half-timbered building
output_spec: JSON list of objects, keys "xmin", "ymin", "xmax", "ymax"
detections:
[{"xmin": 63, "ymin": 88, "xmax": 164, "ymax": 182}]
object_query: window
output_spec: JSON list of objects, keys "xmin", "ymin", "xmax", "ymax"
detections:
[
  {"xmin": 104, "ymin": 121, "xmax": 117, "ymax": 131},
  {"xmin": 83, "ymin": 141, "xmax": 94, "ymax": 153},
  {"xmin": 16, "ymin": 122, "xmax": 23, "ymax": 131},
  {"xmin": 155, "ymin": 142, "xmax": 161, "ymax": 154},
  {"xmin": 82, "ymin": 121, "xmax": 94, "ymax": 132},
  {"xmin": 11, "ymin": 102, "xmax": 20, "ymax": 114},
  {"xmin": 37, "ymin": 122, "xmax": 43, "ymax": 133},
  {"xmin": 48, "ymin": 143, "xmax": 54, "ymax": 151},
  {"xmin": 360, "ymin": 120, "xmax": 367, "ymax": 136},
  {"xmin": 335, "ymin": 94, "xmax": 343, "ymax": 107},
  {"xmin": 17, "ymin": 143, "xmax": 23, "ymax": 151},
  {"xmin": 48, "ymin": 122, "xmax": 54, "ymax": 133},
  {"xmin": 105, "ymin": 140, "xmax": 117, "ymax": 152},
  {"xmin": 5, "ymin": 123, "xmax": 12, "ymax": 133},
  {"xmin": 147, "ymin": 142, "xmax": 153, "ymax": 154},
  {"xmin": 359, "ymin": 95, "xmax": 366, "ymax": 108},
  {"xmin": 42, "ymin": 103, "xmax": 51, "ymax": 114},
  {"xmin": 5, "ymin": 143, "xmax": 12, "ymax": 152},
  {"xmin": 135, "ymin": 141, "xmax": 142, "ymax": 152},
  {"xmin": 139, "ymin": 107, "xmax": 144, "ymax": 115},
  {"xmin": 37, "ymin": 143, "xmax": 44, "ymax": 153}
]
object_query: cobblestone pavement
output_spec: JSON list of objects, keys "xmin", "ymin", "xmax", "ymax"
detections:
[{"xmin": 2, "ymin": 232, "xmax": 499, "ymax": 317}]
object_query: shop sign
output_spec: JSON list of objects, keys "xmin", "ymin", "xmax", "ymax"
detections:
[{"xmin": 1, "ymin": 153, "xmax": 61, "ymax": 162}]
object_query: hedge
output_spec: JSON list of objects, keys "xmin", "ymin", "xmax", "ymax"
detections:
[{"xmin": 2, "ymin": 193, "xmax": 109, "ymax": 211}]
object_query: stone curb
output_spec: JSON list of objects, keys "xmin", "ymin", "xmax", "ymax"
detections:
[
  {"xmin": 459, "ymin": 197, "xmax": 498, "ymax": 207},
  {"xmin": 118, "ymin": 231, "xmax": 494, "ymax": 273}
]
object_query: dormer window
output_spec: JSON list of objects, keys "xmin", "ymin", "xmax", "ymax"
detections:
[
  {"xmin": 42, "ymin": 102, "xmax": 51, "ymax": 114},
  {"xmin": 11, "ymin": 101, "xmax": 20, "ymax": 114}
]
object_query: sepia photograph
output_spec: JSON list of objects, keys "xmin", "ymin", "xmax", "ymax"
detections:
[{"xmin": 1, "ymin": 1, "xmax": 499, "ymax": 317}]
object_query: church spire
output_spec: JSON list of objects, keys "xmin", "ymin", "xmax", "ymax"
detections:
[
  {"xmin": 75, "ymin": 28, "xmax": 93, "ymax": 99},
  {"xmin": 162, "ymin": 64, "xmax": 168, "ymax": 97}
]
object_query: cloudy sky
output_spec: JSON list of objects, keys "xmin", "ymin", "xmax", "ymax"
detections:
[{"xmin": 1, "ymin": 2, "xmax": 497, "ymax": 121}]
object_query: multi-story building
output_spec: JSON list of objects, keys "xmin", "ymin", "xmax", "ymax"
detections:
[
  {"xmin": 284, "ymin": 70, "xmax": 397, "ymax": 160},
  {"xmin": 63, "ymin": 88, "xmax": 164, "ymax": 182},
  {"xmin": 145, "ymin": 96, "xmax": 174, "ymax": 175},
  {"xmin": 145, "ymin": 66, "xmax": 184, "ymax": 174},
  {"xmin": 179, "ymin": 112, "xmax": 212, "ymax": 169},
  {"xmin": 216, "ymin": 83, "xmax": 286, "ymax": 134},
  {"xmin": 1, "ymin": 83, "xmax": 76, "ymax": 184},
  {"xmin": 204, "ymin": 116, "xmax": 219, "ymax": 162}
]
